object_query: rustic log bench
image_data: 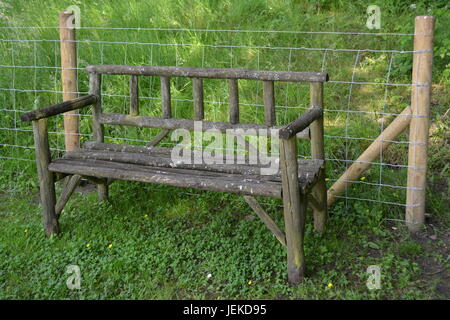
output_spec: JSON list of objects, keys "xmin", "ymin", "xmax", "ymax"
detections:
[{"xmin": 21, "ymin": 65, "xmax": 328, "ymax": 284}]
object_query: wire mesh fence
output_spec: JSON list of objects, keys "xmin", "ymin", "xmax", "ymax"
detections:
[{"xmin": 0, "ymin": 22, "xmax": 423, "ymax": 218}]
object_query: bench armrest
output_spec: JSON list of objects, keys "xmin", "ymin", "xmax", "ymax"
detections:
[
  {"xmin": 278, "ymin": 106, "xmax": 323, "ymax": 140},
  {"xmin": 20, "ymin": 95, "xmax": 98, "ymax": 122}
]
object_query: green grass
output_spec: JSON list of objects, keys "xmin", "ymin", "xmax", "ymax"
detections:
[
  {"xmin": 0, "ymin": 0, "xmax": 449, "ymax": 299},
  {"xmin": 0, "ymin": 181, "xmax": 448, "ymax": 299}
]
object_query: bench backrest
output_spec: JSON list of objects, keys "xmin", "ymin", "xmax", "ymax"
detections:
[{"xmin": 86, "ymin": 65, "xmax": 328, "ymax": 143}]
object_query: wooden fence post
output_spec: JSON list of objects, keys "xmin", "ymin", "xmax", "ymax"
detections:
[
  {"xmin": 59, "ymin": 12, "xmax": 79, "ymax": 151},
  {"xmin": 406, "ymin": 16, "xmax": 435, "ymax": 232}
]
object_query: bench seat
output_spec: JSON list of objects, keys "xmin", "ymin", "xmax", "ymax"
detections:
[{"xmin": 48, "ymin": 143, "xmax": 323, "ymax": 198}]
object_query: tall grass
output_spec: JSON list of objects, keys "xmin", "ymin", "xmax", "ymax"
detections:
[{"xmin": 3, "ymin": 0, "xmax": 443, "ymax": 210}]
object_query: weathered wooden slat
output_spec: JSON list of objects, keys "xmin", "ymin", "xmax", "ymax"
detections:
[
  {"xmin": 61, "ymin": 153, "xmax": 286, "ymax": 186},
  {"xmin": 81, "ymin": 142, "xmax": 322, "ymax": 169},
  {"xmin": 279, "ymin": 107, "xmax": 323, "ymax": 140},
  {"xmin": 98, "ymin": 113, "xmax": 309, "ymax": 139},
  {"xmin": 33, "ymin": 119, "xmax": 59, "ymax": 235},
  {"xmin": 48, "ymin": 158, "xmax": 283, "ymax": 198},
  {"xmin": 79, "ymin": 142, "xmax": 323, "ymax": 173},
  {"xmin": 263, "ymin": 81, "xmax": 276, "ymax": 126},
  {"xmin": 161, "ymin": 76, "xmax": 171, "ymax": 118},
  {"xmin": 280, "ymin": 137, "xmax": 306, "ymax": 284},
  {"xmin": 229, "ymin": 79, "xmax": 239, "ymax": 124},
  {"xmin": 309, "ymin": 83, "xmax": 327, "ymax": 232},
  {"xmin": 55, "ymin": 174, "xmax": 82, "ymax": 217},
  {"xmin": 130, "ymin": 75, "xmax": 139, "ymax": 116},
  {"xmin": 86, "ymin": 65, "xmax": 329, "ymax": 83},
  {"xmin": 192, "ymin": 78, "xmax": 204, "ymax": 120},
  {"xmin": 64, "ymin": 148, "xmax": 323, "ymax": 183},
  {"xmin": 20, "ymin": 95, "xmax": 97, "ymax": 122},
  {"xmin": 243, "ymin": 196, "xmax": 286, "ymax": 246}
]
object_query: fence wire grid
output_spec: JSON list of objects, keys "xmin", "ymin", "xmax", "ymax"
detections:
[{"xmin": 0, "ymin": 23, "xmax": 422, "ymax": 219}]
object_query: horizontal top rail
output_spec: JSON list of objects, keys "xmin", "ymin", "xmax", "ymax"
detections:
[{"xmin": 86, "ymin": 65, "xmax": 329, "ymax": 83}]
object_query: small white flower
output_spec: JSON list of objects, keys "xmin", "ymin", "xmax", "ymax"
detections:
[{"xmin": 207, "ymin": 273, "xmax": 212, "ymax": 279}]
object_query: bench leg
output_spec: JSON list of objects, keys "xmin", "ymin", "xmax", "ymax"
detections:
[
  {"xmin": 33, "ymin": 119, "xmax": 59, "ymax": 236},
  {"xmin": 39, "ymin": 173, "xmax": 59, "ymax": 235},
  {"xmin": 311, "ymin": 170, "xmax": 327, "ymax": 233},
  {"xmin": 283, "ymin": 191, "xmax": 307, "ymax": 284},
  {"xmin": 98, "ymin": 182, "xmax": 108, "ymax": 202},
  {"xmin": 280, "ymin": 137, "xmax": 306, "ymax": 284}
]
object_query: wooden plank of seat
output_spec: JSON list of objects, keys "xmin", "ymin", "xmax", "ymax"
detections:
[
  {"xmin": 48, "ymin": 158, "xmax": 284, "ymax": 198},
  {"xmin": 66, "ymin": 145, "xmax": 323, "ymax": 192}
]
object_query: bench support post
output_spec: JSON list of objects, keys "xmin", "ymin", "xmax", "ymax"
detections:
[
  {"xmin": 280, "ymin": 137, "xmax": 307, "ymax": 284},
  {"xmin": 33, "ymin": 119, "xmax": 59, "ymax": 235},
  {"xmin": 309, "ymin": 82, "xmax": 327, "ymax": 232},
  {"xmin": 89, "ymin": 72, "xmax": 108, "ymax": 202}
]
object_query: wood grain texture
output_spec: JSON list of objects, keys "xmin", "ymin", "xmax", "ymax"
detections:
[
  {"xmin": 48, "ymin": 158, "xmax": 283, "ymax": 198},
  {"xmin": 64, "ymin": 147, "xmax": 323, "ymax": 186}
]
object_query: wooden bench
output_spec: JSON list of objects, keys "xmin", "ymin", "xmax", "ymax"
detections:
[{"xmin": 21, "ymin": 65, "xmax": 329, "ymax": 284}]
